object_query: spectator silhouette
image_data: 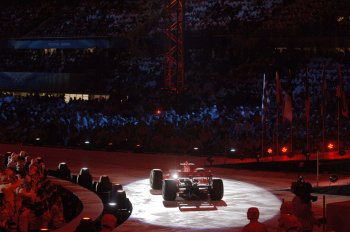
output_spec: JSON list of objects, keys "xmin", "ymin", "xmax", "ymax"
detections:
[{"xmin": 242, "ymin": 207, "xmax": 268, "ymax": 232}]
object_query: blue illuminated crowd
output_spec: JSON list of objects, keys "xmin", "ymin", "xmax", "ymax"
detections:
[
  {"xmin": 0, "ymin": 94, "xmax": 261, "ymax": 154},
  {"xmin": 2, "ymin": 0, "xmax": 344, "ymax": 38},
  {"xmin": 0, "ymin": 50, "xmax": 349, "ymax": 155}
]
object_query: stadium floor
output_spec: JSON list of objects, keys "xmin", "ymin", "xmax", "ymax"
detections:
[{"xmin": 1, "ymin": 144, "xmax": 350, "ymax": 232}]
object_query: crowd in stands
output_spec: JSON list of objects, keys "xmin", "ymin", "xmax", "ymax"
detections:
[
  {"xmin": 0, "ymin": 47, "xmax": 349, "ymax": 155},
  {"xmin": 1, "ymin": 0, "xmax": 348, "ymax": 38},
  {"xmin": 256, "ymin": 0, "xmax": 340, "ymax": 36},
  {"xmin": 0, "ymin": 94, "xmax": 261, "ymax": 155},
  {"xmin": 184, "ymin": 0, "xmax": 283, "ymax": 32},
  {"xmin": 28, "ymin": 0, "xmax": 160, "ymax": 37},
  {"xmin": 0, "ymin": 0, "xmax": 56, "ymax": 38},
  {"xmin": 2, "ymin": 0, "xmax": 281, "ymax": 37},
  {"xmin": 0, "ymin": 152, "xmax": 68, "ymax": 231},
  {"xmin": 0, "ymin": 0, "xmax": 349, "ymax": 156},
  {"xmin": 0, "ymin": 49, "xmax": 108, "ymax": 73},
  {"xmin": 118, "ymin": 56, "xmax": 163, "ymax": 89},
  {"xmin": 0, "ymin": 150, "xmax": 120, "ymax": 231}
]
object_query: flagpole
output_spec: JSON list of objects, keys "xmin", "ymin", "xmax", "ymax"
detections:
[
  {"xmin": 261, "ymin": 74, "xmax": 265, "ymax": 158},
  {"xmin": 337, "ymin": 65, "xmax": 341, "ymax": 153},
  {"xmin": 275, "ymin": 71, "xmax": 281, "ymax": 156},
  {"xmin": 276, "ymin": 109, "xmax": 279, "ymax": 156},
  {"xmin": 288, "ymin": 69, "xmax": 293, "ymax": 155},
  {"xmin": 261, "ymin": 117, "xmax": 264, "ymax": 158},
  {"xmin": 272, "ymin": 130, "xmax": 275, "ymax": 160},
  {"xmin": 306, "ymin": 68, "xmax": 309, "ymax": 153},
  {"xmin": 306, "ymin": 116, "xmax": 309, "ymax": 152},
  {"xmin": 322, "ymin": 106, "xmax": 325, "ymax": 153},
  {"xmin": 291, "ymin": 115, "xmax": 293, "ymax": 154},
  {"xmin": 316, "ymin": 151, "xmax": 319, "ymax": 188},
  {"xmin": 338, "ymin": 94, "xmax": 340, "ymax": 153},
  {"xmin": 322, "ymin": 65, "xmax": 326, "ymax": 154}
]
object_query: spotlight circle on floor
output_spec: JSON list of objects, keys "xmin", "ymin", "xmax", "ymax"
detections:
[{"xmin": 123, "ymin": 178, "xmax": 281, "ymax": 229}]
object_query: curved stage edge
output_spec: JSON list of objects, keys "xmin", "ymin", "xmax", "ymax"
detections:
[
  {"xmin": 1, "ymin": 144, "xmax": 350, "ymax": 232},
  {"xmin": 48, "ymin": 177, "xmax": 104, "ymax": 232}
]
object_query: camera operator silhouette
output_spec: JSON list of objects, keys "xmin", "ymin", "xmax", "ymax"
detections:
[{"xmin": 291, "ymin": 176, "xmax": 317, "ymax": 232}]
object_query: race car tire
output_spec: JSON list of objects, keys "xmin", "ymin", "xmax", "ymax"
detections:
[
  {"xmin": 162, "ymin": 179, "xmax": 177, "ymax": 201},
  {"xmin": 150, "ymin": 169, "xmax": 163, "ymax": 190},
  {"xmin": 210, "ymin": 178, "xmax": 224, "ymax": 200}
]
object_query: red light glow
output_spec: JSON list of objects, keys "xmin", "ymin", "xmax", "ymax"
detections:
[
  {"xmin": 281, "ymin": 146, "xmax": 288, "ymax": 153},
  {"xmin": 267, "ymin": 148, "xmax": 273, "ymax": 154},
  {"xmin": 327, "ymin": 143, "xmax": 334, "ymax": 150}
]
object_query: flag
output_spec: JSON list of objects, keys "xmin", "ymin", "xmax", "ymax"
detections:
[
  {"xmin": 261, "ymin": 74, "xmax": 270, "ymax": 122},
  {"xmin": 322, "ymin": 65, "xmax": 327, "ymax": 96},
  {"xmin": 341, "ymin": 90, "xmax": 349, "ymax": 117},
  {"xmin": 321, "ymin": 65, "xmax": 327, "ymax": 116},
  {"xmin": 283, "ymin": 93, "xmax": 293, "ymax": 122},
  {"xmin": 336, "ymin": 65, "xmax": 342, "ymax": 98},
  {"xmin": 304, "ymin": 68, "xmax": 310, "ymax": 122},
  {"xmin": 275, "ymin": 71, "xmax": 282, "ymax": 105},
  {"xmin": 337, "ymin": 65, "xmax": 349, "ymax": 117},
  {"xmin": 282, "ymin": 69, "xmax": 293, "ymax": 122}
]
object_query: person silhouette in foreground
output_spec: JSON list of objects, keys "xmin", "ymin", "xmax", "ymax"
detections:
[
  {"xmin": 242, "ymin": 207, "xmax": 268, "ymax": 232},
  {"xmin": 278, "ymin": 201, "xmax": 302, "ymax": 232},
  {"xmin": 291, "ymin": 177, "xmax": 316, "ymax": 232},
  {"xmin": 99, "ymin": 214, "xmax": 117, "ymax": 232}
]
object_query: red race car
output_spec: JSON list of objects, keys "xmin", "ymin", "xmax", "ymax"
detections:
[{"xmin": 150, "ymin": 161, "xmax": 224, "ymax": 201}]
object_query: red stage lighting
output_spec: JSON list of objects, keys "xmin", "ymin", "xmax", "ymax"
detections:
[
  {"xmin": 327, "ymin": 143, "xmax": 334, "ymax": 150},
  {"xmin": 267, "ymin": 148, "xmax": 273, "ymax": 154},
  {"xmin": 156, "ymin": 109, "xmax": 161, "ymax": 115},
  {"xmin": 281, "ymin": 146, "xmax": 288, "ymax": 153}
]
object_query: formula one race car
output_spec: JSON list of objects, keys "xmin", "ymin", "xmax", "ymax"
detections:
[{"xmin": 150, "ymin": 161, "xmax": 224, "ymax": 201}]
